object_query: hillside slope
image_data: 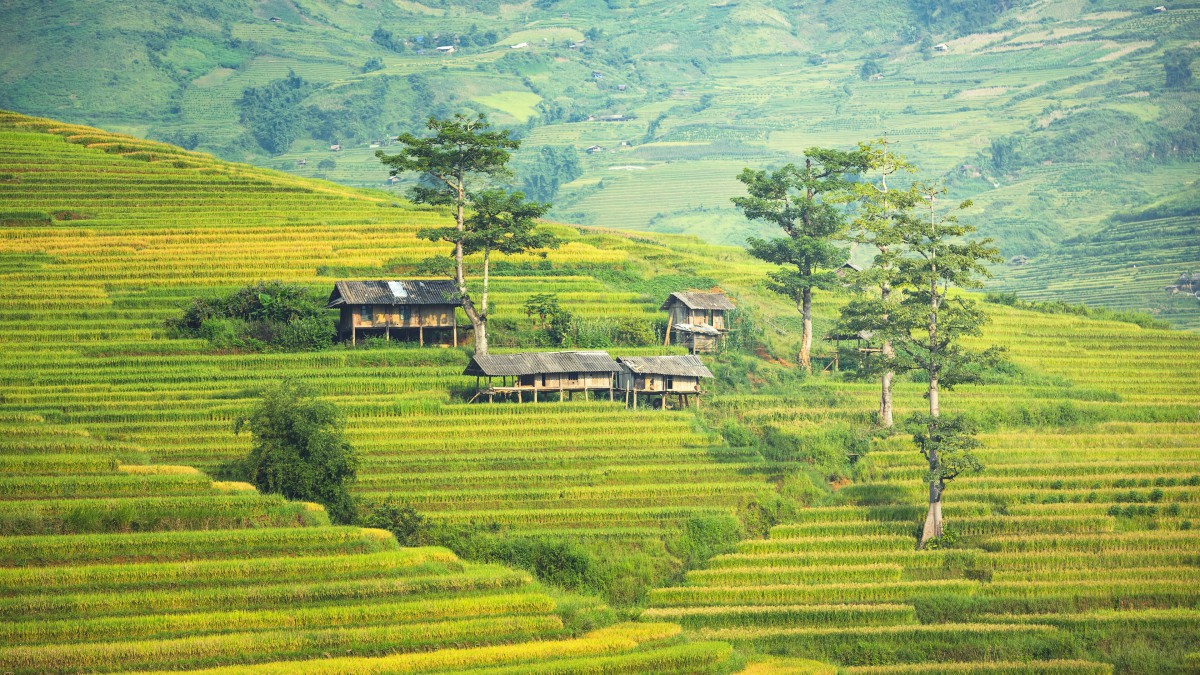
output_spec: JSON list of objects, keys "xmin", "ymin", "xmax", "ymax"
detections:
[
  {"xmin": 2, "ymin": 114, "xmax": 1200, "ymax": 673},
  {"xmin": 2, "ymin": 0, "xmax": 1198, "ymax": 328}
]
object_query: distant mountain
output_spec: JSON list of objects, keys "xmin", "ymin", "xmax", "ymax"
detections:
[{"xmin": 1, "ymin": 0, "xmax": 1198, "ymax": 325}]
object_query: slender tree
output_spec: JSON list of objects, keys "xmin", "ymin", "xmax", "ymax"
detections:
[
  {"xmin": 376, "ymin": 114, "xmax": 519, "ymax": 353},
  {"xmin": 838, "ymin": 140, "xmax": 918, "ymax": 427},
  {"xmin": 461, "ymin": 189, "xmax": 558, "ymax": 327},
  {"xmin": 890, "ymin": 184, "xmax": 1002, "ymax": 547},
  {"xmin": 732, "ymin": 148, "xmax": 869, "ymax": 371}
]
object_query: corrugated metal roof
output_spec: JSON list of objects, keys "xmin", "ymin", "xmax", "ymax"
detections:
[
  {"xmin": 464, "ymin": 351, "xmax": 621, "ymax": 377},
  {"xmin": 327, "ymin": 280, "xmax": 461, "ymax": 308},
  {"xmin": 618, "ymin": 355, "xmax": 713, "ymax": 378},
  {"xmin": 660, "ymin": 291, "xmax": 735, "ymax": 311},
  {"xmin": 673, "ymin": 323, "xmax": 720, "ymax": 336}
]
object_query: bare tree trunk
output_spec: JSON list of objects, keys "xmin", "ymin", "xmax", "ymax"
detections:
[
  {"xmin": 880, "ymin": 283, "xmax": 894, "ymax": 428},
  {"xmin": 453, "ymin": 188, "xmax": 488, "ymax": 354},
  {"xmin": 919, "ymin": 486, "xmax": 942, "ymax": 545},
  {"xmin": 919, "ymin": 267, "xmax": 941, "ymax": 548},
  {"xmin": 482, "ymin": 248, "xmax": 490, "ymax": 320},
  {"xmin": 880, "ymin": 366, "xmax": 894, "ymax": 427},
  {"xmin": 799, "ymin": 288, "xmax": 813, "ymax": 373}
]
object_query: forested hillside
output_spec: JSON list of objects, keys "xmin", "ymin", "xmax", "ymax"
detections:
[
  {"xmin": 2, "ymin": 0, "xmax": 1198, "ymax": 325},
  {"xmin": 3, "ymin": 111, "xmax": 1200, "ymax": 673}
]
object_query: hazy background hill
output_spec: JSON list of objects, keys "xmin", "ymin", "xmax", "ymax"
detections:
[{"xmin": 1, "ymin": 0, "xmax": 1198, "ymax": 326}]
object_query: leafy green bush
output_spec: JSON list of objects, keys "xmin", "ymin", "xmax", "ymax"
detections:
[
  {"xmin": 166, "ymin": 281, "xmax": 334, "ymax": 352},
  {"xmin": 362, "ymin": 497, "xmax": 429, "ymax": 546},
  {"xmin": 227, "ymin": 380, "xmax": 358, "ymax": 524}
]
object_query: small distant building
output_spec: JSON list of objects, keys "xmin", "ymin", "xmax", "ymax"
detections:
[
  {"xmin": 934, "ymin": 43, "xmax": 949, "ymax": 52},
  {"xmin": 617, "ymin": 84, "xmax": 627, "ymax": 91},
  {"xmin": 570, "ymin": 41, "xmax": 585, "ymax": 50},
  {"xmin": 464, "ymin": 351, "xmax": 622, "ymax": 403},
  {"xmin": 661, "ymin": 291, "xmax": 735, "ymax": 353},
  {"xmin": 436, "ymin": 45, "xmax": 456, "ymax": 54},
  {"xmin": 296, "ymin": 158, "xmax": 307, "ymax": 167},
  {"xmin": 369, "ymin": 142, "xmax": 381, "ymax": 149},
  {"xmin": 1154, "ymin": 5, "xmax": 1167, "ymax": 12},
  {"xmin": 511, "ymin": 42, "xmax": 529, "ymax": 49},
  {"xmin": 595, "ymin": 113, "xmax": 626, "ymax": 122},
  {"xmin": 386, "ymin": 175, "xmax": 400, "ymax": 184},
  {"xmin": 327, "ymin": 280, "xmax": 463, "ymax": 346},
  {"xmin": 269, "ymin": 16, "xmax": 282, "ymax": 23},
  {"xmin": 329, "ymin": 144, "xmax": 342, "ymax": 152},
  {"xmin": 617, "ymin": 355, "xmax": 713, "ymax": 409},
  {"xmin": 835, "ymin": 262, "xmax": 862, "ymax": 278},
  {"xmin": 586, "ymin": 145, "xmax": 604, "ymax": 153},
  {"xmin": 592, "ymin": 70, "xmax": 604, "ymax": 79}
]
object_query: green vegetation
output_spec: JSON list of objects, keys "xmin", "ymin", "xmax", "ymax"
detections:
[
  {"xmin": 230, "ymin": 381, "xmax": 358, "ymax": 524},
  {"xmin": 2, "ymin": 113, "xmax": 1199, "ymax": 672},
  {"xmin": 165, "ymin": 281, "xmax": 334, "ymax": 351},
  {"xmin": 3, "ymin": 0, "xmax": 1198, "ymax": 327}
]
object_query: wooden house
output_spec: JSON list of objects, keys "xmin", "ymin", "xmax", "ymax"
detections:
[
  {"xmin": 617, "ymin": 355, "xmax": 713, "ymax": 409},
  {"xmin": 661, "ymin": 291, "xmax": 735, "ymax": 353},
  {"xmin": 327, "ymin": 280, "xmax": 463, "ymax": 346},
  {"xmin": 464, "ymin": 351, "xmax": 621, "ymax": 403}
]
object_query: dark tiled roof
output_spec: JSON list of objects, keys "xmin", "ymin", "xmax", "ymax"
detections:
[
  {"xmin": 464, "ymin": 351, "xmax": 621, "ymax": 377},
  {"xmin": 660, "ymin": 291, "xmax": 735, "ymax": 311},
  {"xmin": 617, "ymin": 355, "xmax": 713, "ymax": 378},
  {"xmin": 327, "ymin": 280, "xmax": 461, "ymax": 307}
]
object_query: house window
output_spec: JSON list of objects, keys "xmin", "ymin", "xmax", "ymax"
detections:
[
  {"xmin": 400, "ymin": 306, "xmax": 411, "ymax": 322},
  {"xmin": 665, "ymin": 375, "xmax": 675, "ymax": 390},
  {"xmin": 541, "ymin": 374, "xmax": 547, "ymax": 387},
  {"xmin": 360, "ymin": 305, "xmax": 373, "ymax": 322}
]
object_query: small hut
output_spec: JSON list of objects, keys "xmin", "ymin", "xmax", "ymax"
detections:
[
  {"xmin": 464, "ymin": 351, "xmax": 621, "ymax": 403},
  {"xmin": 835, "ymin": 262, "xmax": 862, "ymax": 278},
  {"xmin": 327, "ymin": 280, "xmax": 462, "ymax": 346},
  {"xmin": 617, "ymin": 355, "xmax": 713, "ymax": 409},
  {"xmin": 661, "ymin": 291, "xmax": 735, "ymax": 353}
]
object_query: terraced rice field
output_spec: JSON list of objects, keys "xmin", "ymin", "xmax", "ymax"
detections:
[
  {"xmin": 2, "ymin": 112, "xmax": 1200, "ymax": 672},
  {"xmin": 650, "ymin": 309, "xmax": 1200, "ymax": 672}
]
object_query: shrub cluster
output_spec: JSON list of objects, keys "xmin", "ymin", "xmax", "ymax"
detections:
[{"xmin": 165, "ymin": 281, "xmax": 334, "ymax": 351}]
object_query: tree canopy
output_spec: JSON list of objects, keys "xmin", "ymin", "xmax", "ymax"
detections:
[{"xmin": 234, "ymin": 380, "xmax": 358, "ymax": 524}]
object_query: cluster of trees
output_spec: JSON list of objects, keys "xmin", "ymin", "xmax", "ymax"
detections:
[
  {"xmin": 732, "ymin": 141, "xmax": 1001, "ymax": 547},
  {"xmin": 519, "ymin": 145, "xmax": 583, "ymax": 201},
  {"xmin": 373, "ymin": 26, "xmax": 500, "ymax": 53},
  {"xmin": 165, "ymin": 281, "xmax": 334, "ymax": 351},
  {"xmin": 237, "ymin": 72, "xmax": 314, "ymax": 155}
]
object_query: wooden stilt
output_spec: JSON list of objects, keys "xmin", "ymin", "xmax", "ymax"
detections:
[
  {"xmin": 517, "ymin": 390, "xmax": 522, "ymax": 403},
  {"xmin": 584, "ymin": 389, "xmax": 588, "ymax": 402},
  {"xmin": 419, "ymin": 326, "xmax": 424, "ymax": 347},
  {"xmin": 351, "ymin": 327, "xmax": 356, "ymax": 346},
  {"xmin": 386, "ymin": 325, "xmax": 390, "ymax": 341},
  {"xmin": 533, "ymin": 388, "xmax": 538, "ymax": 403}
]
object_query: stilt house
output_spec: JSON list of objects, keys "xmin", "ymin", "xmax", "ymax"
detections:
[
  {"xmin": 464, "ymin": 351, "xmax": 621, "ymax": 403},
  {"xmin": 617, "ymin": 355, "xmax": 713, "ymax": 409},
  {"xmin": 327, "ymin": 280, "xmax": 463, "ymax": 346},
  {"xmin": 661, "ymin": 291, "xmax": 735, "ymax": 353}
]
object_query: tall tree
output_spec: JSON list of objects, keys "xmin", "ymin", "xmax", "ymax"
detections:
[
  {"xmin": 838, "ymin": 140, "xmax": 918, "ymax": 427},
  {"xmin": 733, "ymin": 148, "xmax": 868, "ymax": 371},
  {"xmin": 890, "ymin": 184, "xmax": 1002, "ymax": 547},
  {"xmin": 376, "ymin": 114, "xmax": 519, "ymax": 353}
]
